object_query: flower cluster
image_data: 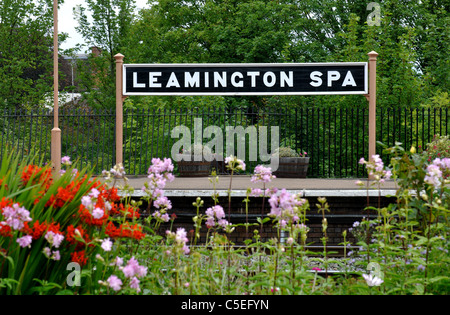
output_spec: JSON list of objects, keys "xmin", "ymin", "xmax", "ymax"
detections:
[
  {"xmin": 43, "ymin": 230, "xmax": 65, "ymax": 261},
  {"xmin": 251, "ymin": 165, "xmax": 276, "ymax": 184},
  {"xmin": 60, "ymin": 156, "xmax": 78, "ymax": 176},
  {"xmin": 225, "ymin": 155, "xmax": 246, "ymax": 172},
  {"xmin": 143, "ymin": 158, "xmax": 175, "ymax": 223},
  {"xmin": 45, "ymin": 176, "xmax": 91, "ymax": 208},
  {"xmin": 268, "ymin": 189, "xmax": 307, "ymax": 228},
  {"xmin": 105, "ymin": 221, "xmax": 146, "ymax": 240},
  {"xmin": 205, "ymin": 205, "xmax": 231, "ymax": 230},
  {"xmin": 21, "ymin": 164, "xmax": 53, "ymax": 192},
  {"xmin": 166, "ymin": 227, "xmax": 190, "ymax": 255},
  {"xmin": 101, "ymin": 256, "xmax": 148, "ymax": 293},
  {"xmin": 1, "ymin": 203, "xmax": 32, "ymax": 231},
  {"xmin": 359, "ymin": 155, "xmax": 392, "ymax": 184},
  {"xmin": 78, "ymin": 186, "xmax": 120, "ymax": 227},
  {"xmin": 424, "ymin": 157, "xmax": 450, "ymax": 189}
]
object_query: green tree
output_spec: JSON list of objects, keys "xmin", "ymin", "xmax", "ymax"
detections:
[
  {"xmin": 73, "ymin": 0, "xmax": 136, "ymax": 109},
  {"xmin": 0, "ymin": 0, "xmax": 66, "ymax": 110}
]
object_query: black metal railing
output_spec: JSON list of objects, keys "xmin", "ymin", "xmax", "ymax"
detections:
[{"xmin": 1, "ymin": 106, "xmax": 448, "ymax": 177}]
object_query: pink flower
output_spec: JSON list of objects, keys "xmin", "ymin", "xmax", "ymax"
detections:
[
  {"xmin": 153, "ymin": 195, "xmax": 172, "ymax": 209},
  {"xmin": 205, "ymin": 205, "xmax": 230, "ymax": 229},
  {"xmin": 152, "ymin": 210, "xmax": 170, "ymax": 222},
  {"xmin": 122, "ymin": 257, "xmax": 147, "ymax": 279},
  {"xmin": 110, "ymin": 256, "xmax": 123, "ymax": 267},
  {"xmin": 268, "ymin": 189, "xmax": 306, "ymax": 225},
  {"xmin": 45, "ymin": 231, "xmax": 64, "ymax": 248},
  {"xmin": 17, "ymin": 235, "xmax": 32, "ymax": 248},
  {"xmin": 129, "ymin": 277, "xmax": 141, "ymax": 292},
  {"xmin": 43, "ymin": 247, "xmax": 61, "ymax": 261},
  {"xmin": 166, "ymin": 228, "xmax": 190, "ymax": 254},
  {"xmin": 359, "ymin": 155, "xmax": 392, "ymax": 184},
  {"xmin": 81, "ymin": 196, "xmax": 92, "ymax": 208},
  {"xmin": 250, "ymin": 188, "xmax": 263, "ymax": 197},
  {"xmin": 2, "ymin": 203, "xmax": 32, "ymax": 231},
  {"xmin": 101, "ymin": 238, "xmax": 113, "ymax": 252},
  {"xmin": 61, "ymin": 156, "xmax": 71, "ymax": 165},
  {"xmin": 424, "ymin": 158, "xmax": 450, "ymax": 188},
  {"xmin": 251, "ymin": 165, "xmax": 275, "ymax": 183},
  {"xmin": 107, "ymin": 275, "xmax": 122, "ymax": 291},
  {"xmin": 148, "ymin": 158, "xmax": 174, "ymax": 175}
]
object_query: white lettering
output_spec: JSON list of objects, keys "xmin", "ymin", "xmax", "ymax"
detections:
[
  {"xmin": 327, "ymin": 71, "xmax": 340, "ymax": 87},
  {"xmin": 310, "ymin": 71, "xmax": 323, "ymax": 87},
  {"xmin": 181, "ymin": 299, "xmax": 215, "ymax": 312},
  {"xmin": 166, "ymin": 72, "xmax": 180, "ymax": 88},
  {"xmin": 185, "ymin": 72, "xmax": 200, "ymax": 88},
  {"xmin": 342, "ymin": 71, "xmax": 357, "ymax": 86},
  {"xmin": 231, "ymin": 72, "xmax": 244, "ymax": 87},
  {"xmin": 247, "ymin": 71, "xmax": 260, "ymax": 87},
  {"xmin": 280, "ymin": 71, "xmax": 293, "ymax": 87},
  {"xmin": 263, "ymin": 72, "xmax": 276, "ymax": 87},
  {"xmin": 133, "ymin": 72, "xmax": 145, "ymax": 88},
  {"xmin": 149, "ymin": 72, "xmax": 162, "ymax": 88},
  {"xmin": 204, "ymin": 72, "xmax": 209, "ymax": 88},
  {"xmin": 214, "ymin": 72, "xmax": 227, "ymax": 88}
]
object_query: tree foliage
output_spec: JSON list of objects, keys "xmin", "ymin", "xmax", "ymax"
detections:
[
  {"xmin": 0, "ymin": 0, "xmax": 66, "ymax": 110},
  {"xmin": 1, "ymin": 0, "xmax": 448, "ymax": 110},
  {"xmin": 121, "ymin": 0, "xmax": 449, "ymax": 110},
  {"xmin": 70, "ymin": 0, "xmax": 136, "ymax": 109}
]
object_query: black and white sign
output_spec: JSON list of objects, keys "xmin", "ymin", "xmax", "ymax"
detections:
[{"xmin": 123, "ymin": 63, "xmax": 368, "ymax": 96}]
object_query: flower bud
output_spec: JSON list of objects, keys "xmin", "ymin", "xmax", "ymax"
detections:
[
  {"xmin": 420, "ymin": 193, "xmax": 428, "ymax": 201},
  {"xmin": 322, "ymin": 218, "xmax": 328, "ymax": 231}
]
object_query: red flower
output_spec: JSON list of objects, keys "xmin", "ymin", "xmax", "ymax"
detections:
[
  {"xmin": 21, "ymin": 165, "xmax": 53, "ymax": 191},
  {"xmin": 78, "ymin": 205, "xmax": 109, "ymax": 227},
  {"xmin": 105, "ymin": 222, "xmax": 145, "ymax": 240},
  {"xmin": 100, "ymin": 186, "xmax": 121, "ymax": 203},
  {"xmin": 0, "ymin": 197, "xmax": 14, "ymax": 210},
  {"xmin": 45, "ymin": 181, "xmax": 81, "ymax": 208},
  {"xmin": 23, "ymin": 220, "xmax": 47, "ymax": 240},
  {"xmin": 22, "ymin": 220, "xmax": 63, "ymax": 240},
  {"xmin": 0, "ymin": 223, "xmax": 12, "ymax": 237},
  {"xmin": 71, "ymin": 250, "xmax": 88, "ymax": 267},
  {"xmin": 66, "ymin": 225, "xmax": 92, "ymax": 250}
]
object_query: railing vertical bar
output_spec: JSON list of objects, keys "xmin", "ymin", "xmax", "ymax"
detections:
[{"xmin": 328, "ymin": 107, "xmax": 332, "ymax": 178}]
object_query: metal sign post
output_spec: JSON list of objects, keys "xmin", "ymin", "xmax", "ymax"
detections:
[
  {"xmin": 51, "ymin": 0, "xmax": 61, "ymax": 177},
  {"xmin": 114, "ymin": 53, "xmax": 125, "ymax": 165},
  {"xmin": 367, "ymin": 51, "xmax": 378, "ymax": 167}
]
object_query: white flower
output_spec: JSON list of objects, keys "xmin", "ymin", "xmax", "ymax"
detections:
[
  {"xmin": 362, "ymin": 273, "xmax": 384, "ymax": 287},
  {"xmin": 101, "ymin": 238, "xmax": 113, "ymax": 252},
  {"xmin": 92, "ymin": 207, "xmax": 104, "ymax": 219}
]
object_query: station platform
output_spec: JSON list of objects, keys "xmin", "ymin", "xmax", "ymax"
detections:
[{"xmin": 103, "ymin": 175, "xmax": 399, "ymax": 198}]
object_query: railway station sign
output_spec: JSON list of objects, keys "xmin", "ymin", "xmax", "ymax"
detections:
[{"xmin": 123, "ymin": 63, "xmax": 368, "ymax": 96}]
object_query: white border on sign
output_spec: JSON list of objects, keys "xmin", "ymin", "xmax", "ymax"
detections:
[{"xmin": 122, "ymin": 62, "xmax": 369, "ymax": 96}]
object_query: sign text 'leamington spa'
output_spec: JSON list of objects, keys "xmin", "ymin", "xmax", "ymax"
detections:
[{"xmin": 123, "ymin": 63, "xmax": 368, "ymax": 96}]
